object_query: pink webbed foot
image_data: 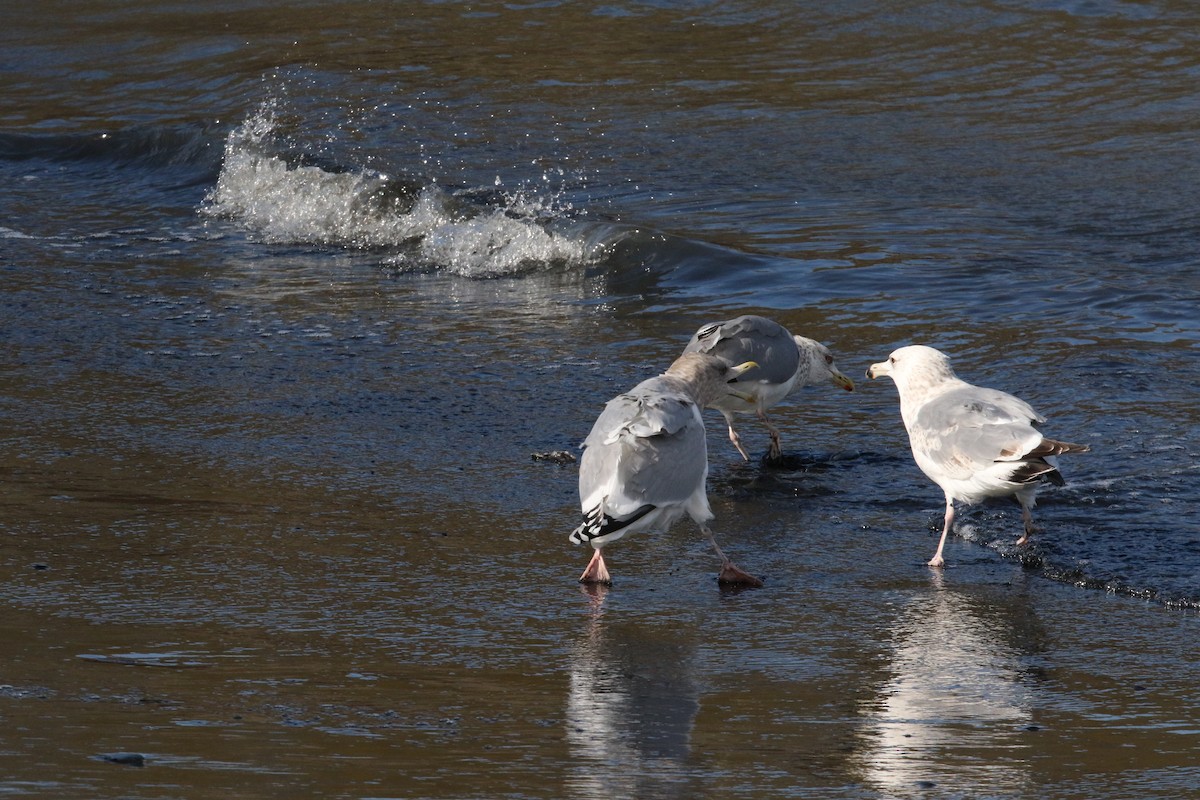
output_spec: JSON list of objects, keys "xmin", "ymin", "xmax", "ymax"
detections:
[
  {"xmin": 1016, "ymin": 523, "xmax": 1041, "ymax": 547},
  {"xmin": 578, "ymin": 548, "xmax": 611, "ymax": 585},
  {"xmin": 1016, "ymin": 522, "xmax": 1043, "ymax": 547},
  {"xmin": 717, "ymin": 561, "xmax": 764, "ymax": 588}
]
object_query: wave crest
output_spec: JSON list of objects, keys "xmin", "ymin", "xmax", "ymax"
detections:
[{"xmin": 203, "ymin": 103, "xmax": 597, "ymax": 277}]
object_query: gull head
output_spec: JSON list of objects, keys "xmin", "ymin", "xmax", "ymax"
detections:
[
  {"xmin": 867, "ymin": 345, "xmax": 957, "ymax": 392},
  {"xmin": 795, "ymin": 336, "xmax": 855, "ymax": 392},
  {"xmin": 666, "ymin": 353, "xmax": 758, "ymax": 406}
]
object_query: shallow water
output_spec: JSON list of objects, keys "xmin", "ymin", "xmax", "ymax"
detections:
[{"xmin": 2, "ymin": 0, "xmax": 1199, "ymax": 797}]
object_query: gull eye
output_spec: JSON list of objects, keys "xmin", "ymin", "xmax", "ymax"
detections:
[{"xmin": 824, "ymin": 354, "xmax": 834, "ymax": 365}]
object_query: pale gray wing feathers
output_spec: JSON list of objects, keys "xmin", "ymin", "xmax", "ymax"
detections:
[
  {"xmin": 913, "ymin": 386, "xmax": 1046, "ymax": 473},
  {"xmin": 684, "ymin": 315, "xmax": 799, "ymax": 386},
  {"xmin": 600, "ymin": 393, "xmax": 693, "ymax": 443},
  {"xmin": 580, "ymin": 382, "xmax": 707, "ymax": 513},
  {"xmin": 579, "ymin": 396, "xmax": 637, "ymax": 504}
]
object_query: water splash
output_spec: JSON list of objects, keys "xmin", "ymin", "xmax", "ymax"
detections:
[{"xmin": 203, "ymin": 102, "xmax": 598, "ymax": 277}]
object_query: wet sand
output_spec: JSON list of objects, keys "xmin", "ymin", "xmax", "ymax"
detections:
[{"xmin": 1, "ymin": 361, "xmax": 1196, "ymax": 798}]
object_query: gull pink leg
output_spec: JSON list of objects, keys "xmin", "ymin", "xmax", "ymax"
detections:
[
  {"xmin": 1015, "ymin": 499, "xmax": 1038, "ymax": 546},
  {"xmin": 928, "ymin": 499, "xmax": 954, "ymax": 568},
  {"xmin": 757, "ymin": 409, "xmax": 783, "ymax": 461},
  {"xmin": 722, "ymin": 411, "xmax": 750, "ymax": 461}
]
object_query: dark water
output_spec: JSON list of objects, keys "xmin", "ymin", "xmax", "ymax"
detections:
[{"xmin": 2, "ymin": 1, "xmax": 1199, "ymax": 797}]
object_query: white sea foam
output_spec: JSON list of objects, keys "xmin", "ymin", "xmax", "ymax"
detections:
[
  {"xmin": 203, "ymin": 104, "xmax": 595, "ymax": 277},
  {"xmin": 0, "ymin": 226, "xmax": 37, "ymax": 239}
]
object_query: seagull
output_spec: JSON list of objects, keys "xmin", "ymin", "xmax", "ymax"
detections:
[
  {"xmin": 682, "ymin": 315, "xmax": 854, "ymax": 462},
  {"xmin": 867, "ymin": 345, "xmax": 1089, "ymax": 567},
  {"xmin": 570, "ymin": 352, "xmax": 763, "ymax": 587}
]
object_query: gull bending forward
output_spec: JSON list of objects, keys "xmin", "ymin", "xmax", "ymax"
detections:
[
  {"xmin": 867, "ymin": 345, "xmax": 1089, "ymax": 567},
  {"xmin": 570, "ymin": 353, "xmax": 762, "ymax": 587},
  {"xmin": 683, "ymin": 315, "xmax": 854, "ymax": 462}
]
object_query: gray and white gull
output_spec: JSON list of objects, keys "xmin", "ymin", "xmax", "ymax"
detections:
[
  {"xmin": 570, "ymin": 352, "xmax": 763, "ymax": 587},
  {"xmin": 683, "ymin": 315, "xmax": 854, "ymax": 462},
  {"xmin": 867, "ymin": 345, "xmax": 1089, "ymax": 567}
]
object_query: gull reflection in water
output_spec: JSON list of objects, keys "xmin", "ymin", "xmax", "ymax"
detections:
[
  {"xmin": 566, "ymin": 590, "xmax": 701, "ymax": 800},
  {"xmin": 859, "ymin": 573, "xmax": 1038, "ymax": 796}
]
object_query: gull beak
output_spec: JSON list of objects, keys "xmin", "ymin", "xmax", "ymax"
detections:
[
  {"xmin": 866, "ymin": 361, "xmax": 890, "ymax": 380},
  {"xmin": 725, "ymin": 360, "xmax": 758, "ymax": 401},
  {"xmin": 830, "ymin": 368, "xmax": 855, "ymax": 392},
  {"xmin": 729, "ymin": 360, "xmax": 759, "ymax": 380}
]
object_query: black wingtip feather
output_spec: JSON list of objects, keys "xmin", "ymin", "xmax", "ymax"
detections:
[
  {"xmin": 570, "ymin": 503, "xmax": 655, "ymax": 544},
  {"xmin": 1007, "ymin": 459, "xmax": 1065, "ymax": 486}
]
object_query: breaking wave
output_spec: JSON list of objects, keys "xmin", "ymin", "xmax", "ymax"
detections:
[{"xmin": 203, "ymin": 103, "xmax": 607, "ymax": 277}]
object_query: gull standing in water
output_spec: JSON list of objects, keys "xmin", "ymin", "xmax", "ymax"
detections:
[
  {"xmin": 867, "ymin": 345, "xmax": 1089, "ymax": 567},
  {"xmin": 570, "ymin": 352, "xmax": 763, "ymax": 587},
  {"xmin": 682, "ymin": 315, "xmax": 854, "ymax": 462}
]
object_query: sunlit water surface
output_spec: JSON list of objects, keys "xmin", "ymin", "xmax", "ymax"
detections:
[{"xmin": 2, "ymin": 1, "xmax": 1198, "ymax": 797}]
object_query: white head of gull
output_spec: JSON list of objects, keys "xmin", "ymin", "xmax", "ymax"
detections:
[
  {"xmin": 682, "ymin": 314, "xmax": 855, "ymax": 463},
  {"xmin": 867, "ymin": 344, "xmax": 1089, "ymax": 567},
  {"xmin": 570, "ymin": 352, "xmax": 762, "ymax": 587}
]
